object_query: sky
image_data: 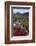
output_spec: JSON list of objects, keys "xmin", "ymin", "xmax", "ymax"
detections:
[{"xmin": 13, "ymin": 9, "xmax": 29, "ymax": 14}]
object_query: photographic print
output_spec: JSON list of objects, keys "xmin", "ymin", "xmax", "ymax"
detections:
[
  {"xmin": 5, "ymin": 2, "xmax": 35, "ymax": 44},
  {"xmin": 11, "ymin": 7, "xmax": 29, "ymax": 36}
]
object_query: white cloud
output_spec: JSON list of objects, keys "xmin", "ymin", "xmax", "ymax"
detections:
[{"xmin": 13, "ymin": 9, "xmax": 29, "ymax": 14}]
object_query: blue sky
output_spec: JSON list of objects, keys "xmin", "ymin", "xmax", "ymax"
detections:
[{"xmin": 13, "ymin": 9, "xmax": 29, "ymax": 14}]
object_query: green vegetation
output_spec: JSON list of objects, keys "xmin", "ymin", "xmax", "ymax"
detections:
[
  {"xmin": 13, "ymin": 15, "xmax": 29, "ymax": 32},
  {"xmin": 21, "ymin": 17, "xmax": 29, "ymax": 32}
]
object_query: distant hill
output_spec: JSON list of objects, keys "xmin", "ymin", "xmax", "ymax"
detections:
[{"xmin": 13, "ymin": 12, "xmax": 29, "ymax": 16}]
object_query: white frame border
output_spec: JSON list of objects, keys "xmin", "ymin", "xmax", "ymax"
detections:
[{"xmin": 10, "ymin": 5, "xmax": 32, "ymax": 41}]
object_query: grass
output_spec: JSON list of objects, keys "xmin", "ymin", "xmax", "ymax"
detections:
[{"xmin": 13, "ymin": 15, "xmax": 29, "ymax": 32}]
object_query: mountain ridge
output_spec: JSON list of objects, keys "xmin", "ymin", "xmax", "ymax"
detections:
[{"xmin": 13, "ymin": 12, "xmax": 29, "ymax": 16}]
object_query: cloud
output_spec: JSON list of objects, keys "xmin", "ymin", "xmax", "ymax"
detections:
[{"xmin": 13, "ymin": 9, "xmax": 29, "ymax": 14}]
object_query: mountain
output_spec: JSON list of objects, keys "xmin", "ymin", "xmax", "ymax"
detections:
[{"xmin": 13, "ymin": 12, "xmax": 29, "ymax": 16}]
